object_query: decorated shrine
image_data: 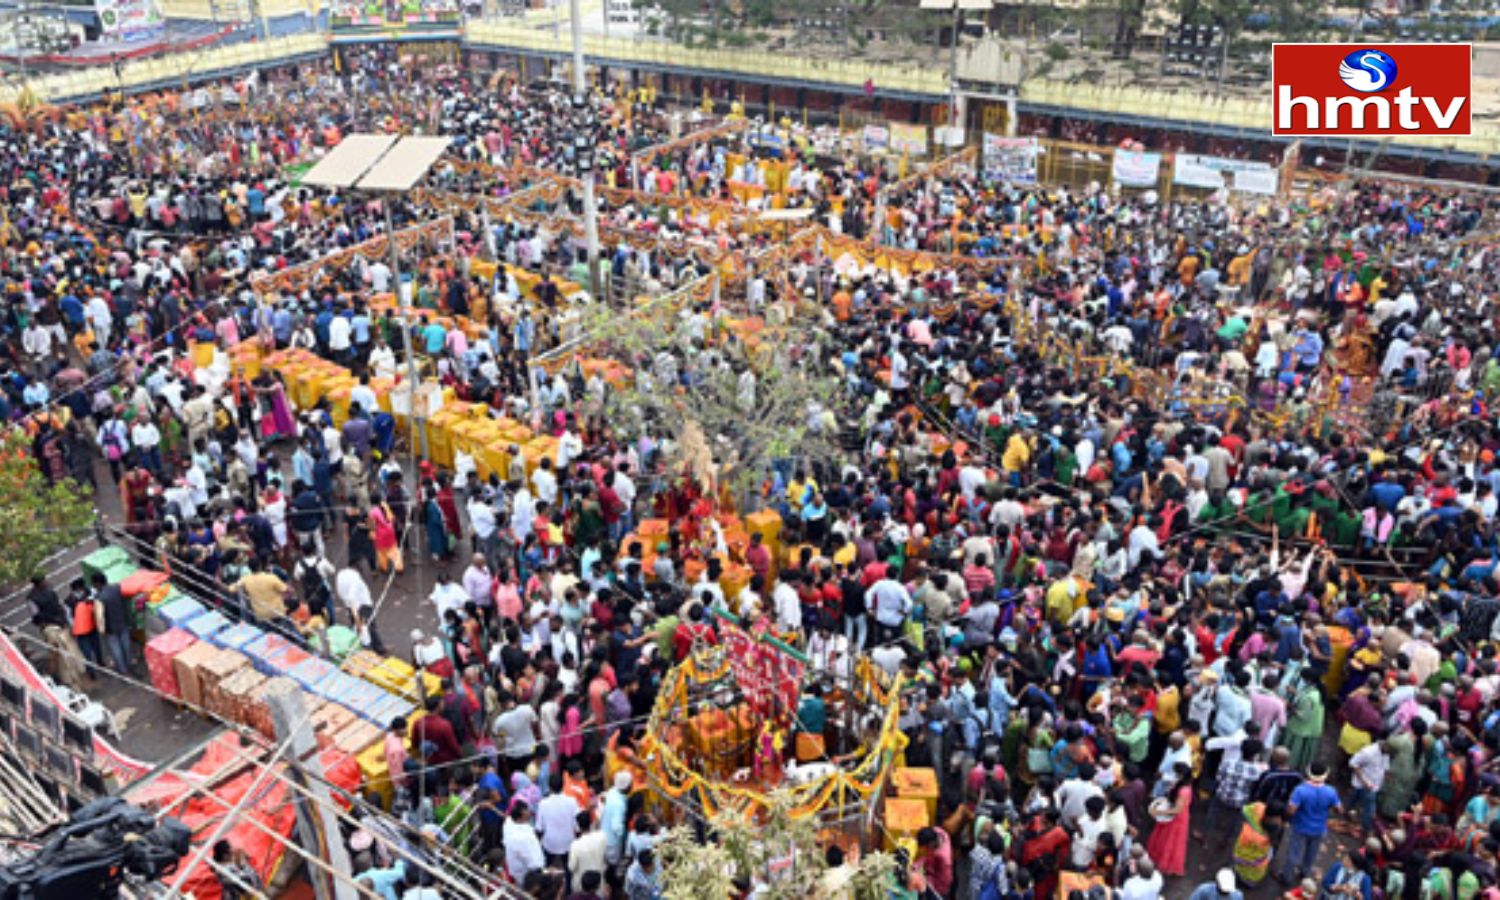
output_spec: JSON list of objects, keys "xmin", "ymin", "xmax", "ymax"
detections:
[{"xmin": 636, "ymin": 610, "xmax": 905, "ymax": 832}]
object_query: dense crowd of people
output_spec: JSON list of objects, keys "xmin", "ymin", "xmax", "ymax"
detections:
[{"xmin": 7, "ymin": 46, "xmax": 1500, "ymax": 900}]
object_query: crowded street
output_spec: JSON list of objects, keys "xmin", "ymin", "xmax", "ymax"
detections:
[{"xmin": 0, "ymin": 31, "xmax": 1499, "ymax": 900}]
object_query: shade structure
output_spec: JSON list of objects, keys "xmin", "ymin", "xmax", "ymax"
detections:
[
  {"xmin": 300, "ymin": 134, "xmax": 399, "ymax": 189},
  {"xmin": 355, "ymin": 136, "xmax": 453, "ymax": 192}
]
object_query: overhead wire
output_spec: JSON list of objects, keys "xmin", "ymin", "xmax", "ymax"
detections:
[
  {"xmin": 5, "ymin": 615, "xmax": 494, "ymax": 898},
  {"xmin": 24, "ymin": 295, "xmax": 233, "ymax": 420},
  {"xmin": 1, "ymin": 595, "xmax": 639, "ymax": 899},
  {"xmin": 909, "ymin": 371, "xmax": 1480, "ymax": 554}
]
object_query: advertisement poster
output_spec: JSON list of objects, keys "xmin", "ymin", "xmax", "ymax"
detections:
[
  {"xmin": 1111, "ymin": 149, "xmax": 1162, "ymax": 188},
  {"xmin": 861, "ymin": 124, "xmax": 889, "ymax": 154},
  {"xmin": 889, "ymin": 122, "xmax": 929, "ymax": 156},
  {"xmin": 1173, "ymin": 153, "xmax": 1277, "ymax": 194},
  {"xmin": 1232, "ymin": 167, "xmax": 1280, "ymax": 195},
  {"xmin": 0, "ymin": 632, "xmax": 150, "ymax": 782},
  {"xmin": 330, "ymin": 0, "xmax": 461, "ymax": 30},
  {"xmin": 1172, "ymin": 153, "xmax": 1232, "ymax": 189},
  {"xmin": 96, "ymin": 0, "xmax": 164, "ymax": 40},
  {"xmin": 983, "ymin": 134, "xmax": 1039, "ymax": 184}
]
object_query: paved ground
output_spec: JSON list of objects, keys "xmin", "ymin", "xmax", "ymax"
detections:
[
  {"xmin": 3, "ymin": 450, "xmax": 453, "ymax": 767},
  {"xmin": 3, "ymin": 449, "xmax": 1360, "ymax": 894}
]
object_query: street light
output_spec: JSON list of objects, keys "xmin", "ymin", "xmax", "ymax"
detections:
[{"xmin": 567, "ymin": 0, "xmax": 603, "ymax": 301}]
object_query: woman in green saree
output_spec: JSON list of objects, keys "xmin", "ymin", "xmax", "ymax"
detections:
[
  {"xmin": 1380, "ymin": 724, "xmax": 1423, "ymax": 819},
  {"xmin": 1232, "ymin": 802, "xmax": 1274, "ymax": 886}
]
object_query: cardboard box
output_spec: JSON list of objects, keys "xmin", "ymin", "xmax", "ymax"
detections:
[{"xmin": 145, "ymin": 629, "xmax": 197, "ymax": 701}]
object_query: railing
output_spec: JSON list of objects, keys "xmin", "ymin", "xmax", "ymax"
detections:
[
  {"xmin": 1019, "ymin": 78, "xmax": 1500, "ymax": 156},
  {"xmin": 463, "ymin": 21, "xmax": 948, "ymax": 97},
  {"xmin": 0, "ymin": 32, "xmax": 327, "ymax": 104}
]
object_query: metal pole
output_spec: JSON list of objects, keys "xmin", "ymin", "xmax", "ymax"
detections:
[
  {"xmin": 164, "ymin": 715, "xmax": 308, "ymax": 897},
  {"xmin": 265, "ymin": 685, "xmax": 358, "ymax": 900},
  {"xmin": 16, "ymin": 0, "xmax": 28, "ymax": 89},
  {"xmin": 949, "ymin": 1, "xmax": 961, "ymax": 131},
  {"xmin": 386, "ymin": 201, "xmax": 427, "ymax": 460},
  {"xmin": 569, "ymin": 0, "xmax": 603, "ymax": 301}
]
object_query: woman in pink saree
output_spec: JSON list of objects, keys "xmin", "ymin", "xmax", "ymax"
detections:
[
  {"xmin": 370, "ymin": 501, "xmax": 403, "ymax": 574},
  {"xmin": 252, "ymin": 372, "xmax": 297, "ymax": 442}
]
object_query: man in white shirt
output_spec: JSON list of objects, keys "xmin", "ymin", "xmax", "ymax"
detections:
[
  {"xmin": 502, "ymin": 803, "xmax": 544, "ymax": 886},
  {"xmin": 335, "ymin": 567, "xmax": 373, "ymax": 624},
  {"xmin": 368, "ymin": 260, "xmax": 392, "ymax": 293},
  {"xmin": 328, "ymin": 312, "xmax": 352, "ymax": 363},
  {"xmin": 1120, "ymin": 858, "xmax": 1164, "ymax": 900},
  {"xmin": 350, "ymin": 377, "xmax": 378, "ymax": 418},
  {"xmin": 510, "ymin": 485, "xmax": 535, "ymax": 542},
  {"xmin": 429, "ymin": 572, "xmax": 468, "ymax": 622},
  {"xmin": 866, "ymin": 577, "xmax": 912, "ymax": 645},
  {"xmin": 85, "ymin": 295, "xmax": 113, "ymax": 346},
  {"xmin": 1057, "ymin": 770, "xmax": 1105, "ymax": 827},
  {"xmin": 531, "ymin": 458, "xmax": 558, "ymax": 506},
  {"xmin": 21, "ymin": 322, "xmax": 52, "ymax": 370},
  {"xmin": 534, "ymin": 774, "xmax": 580, "ymax": 866},
  {"xmin": 958, "ymin": 463, "xmax": 988, "ymax": 502},
  {"xmin": 1070, "ymin": 796, "xmax": 1111, "ymax": 868},
  {"xmin": 889, "ymin": 340, "xmax": 909, "ymax": 391},
  {"xmin": 567, "ymin": 830, "xmax": 608, "ymax": 895},
  {"xmin": 467, "ymin": 493, "xmax": 498, "ymax": 566},
  {"xmin": 772, "ymin": 580, "xmax": 802, "ymax": 633},
  {"xmin": 556, "ymin": 428, "xmax": 583, "ymax": 473},
  {"xmin": 494, "ymin": 695, "xmax": 539, "ymax": 767},
  {"xmin": 1127, "ymin": 519, "xmax": 1164, "ymax": 571},
  {"xmin": 131, "ymin": 418, "xmax": 162, "ymax": 474},
  {"xmin": 611, "ymin": 465, "xmax": 637, "ymax": 534}
]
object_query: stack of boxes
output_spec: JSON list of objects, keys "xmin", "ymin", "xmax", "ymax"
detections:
[
  {"xmin": 172, "ymin": 640, "xmax": 221, "ymax": 711},
  {"xmin": 145, "ymin": 628, "xmax": 196, "ymax": 701},
  {"xmin": 199, "ymin": 648, "xmax": 249, "ymax": 720},
  {"xmin": 132, "ymin": 589, "xmax": 446, "ymax": 810}
]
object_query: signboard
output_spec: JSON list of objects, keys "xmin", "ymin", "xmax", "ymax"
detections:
[
  {"xmin": 1271, "ymin": 43, "xmax": 1471, "ymax": 137},
  {"xmin": 719, "ymin": 621, "xmax": 806, "ymax": 722},
  {"xmin": 983, "ymin": 134, "xmax": 1039, "ymax": 184},
  {"xmin": 1111, "ymin": 149, "xmax": 1162, "ymax": 188},
  {"xmin": 933, "ymin": 126, "xmax": 967, "ymax": 148},
  {"xmin": 1232, "ymin": 167, "xmax": 1279, "ymax": 195},
  {"xmin": 889, "ymin": 122, "xmax": 928, "ymax": 156},
  {"xmin": 605, "ymin": 0, "xmax": 637, "ymax": 23},
  {"xmin": 861, "ymin": 124, "xmax": 889, "ymax": 154},
  {"xmin": 329, "ymin": 0, "xmax": 460, "ymax": 31},
  {"xmin": 96, "ymin": 0, "xmax": 162, "ymax": 40},
  {"xmin": 1172, "ymin": 153, "xmax": 1278, "ymax": 194}
]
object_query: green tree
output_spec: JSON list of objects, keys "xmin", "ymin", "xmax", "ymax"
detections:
[
  {"xmin": 1175, "ymin": 0, "xmax": 1253, "ymax": 82},
  {"xmin": 0, "ymin": 431, "xmax": 95, "ymax": 587},
  {"xmin": 569, "ymin": 299, "xmax": 840, "ymax": 510},
  {"xmin": 1109, "ymin": 0, "xmax": 1148, "ymax": 58},
  {"xmin": 1269, "ymin": 0, "xmax": 1324, "ymax": 38},
  {"xmin": 656, "ymin": 794, "xmax": 895, "ymax": 899}
]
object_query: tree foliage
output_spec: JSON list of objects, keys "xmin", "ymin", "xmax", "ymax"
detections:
[
  {"xmin": 0, "ymin": 430, "xmax": 96, "ymax": 588},
  {"xmin": 656, "ymin": 793, "xmax": 895, "ymax": 900},
  {"xmin": 571, "ymin": 300, "xmax": 840, "ymax": 509},
  {"xmin": 638, "ymin": 0, "xmax": 895, "ymax": 47}
]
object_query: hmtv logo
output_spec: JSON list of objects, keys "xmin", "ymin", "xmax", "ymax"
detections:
[{"xmin": 1273, "ymin": 43, "xmax": 1471, "ymax": 136}]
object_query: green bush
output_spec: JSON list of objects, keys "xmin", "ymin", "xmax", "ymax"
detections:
[{"xmin": 1045, "ymin": 41, "xmax": 1071, "ymax": 61}]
